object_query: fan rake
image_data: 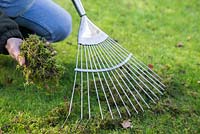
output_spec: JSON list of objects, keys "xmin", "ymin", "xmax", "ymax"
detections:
[{"xmin": 67, "ymin": 0, "xmax": 166, "ymax": 120}]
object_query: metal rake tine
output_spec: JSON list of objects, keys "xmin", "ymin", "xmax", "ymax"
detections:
[
  {"xmin": 63, "ymin": 79, "xmax": 77, "ymax": 127},
  {"xmin": 87, "ymin": 46, "xmax": 104, "ymax": 119},
  {"xmin": 99, "ymin": 42, "xmax": 157, "ymax": 104},
  {"xmin": 108, "ymin": 38, "xmax": 165, "ymax": 86},
  {"xmin": 91, "ymin": 45, "xmax": 132, "ymax": 116},
  {"xmin": 94, "ymin": 44, "xmax": 139, "ymax": 113},
  {"xmin": 88, "ymin": 46, "xmax": 114, "ymax": 119},
  {"xmin": 101, "ymin": 41, "xmax": 160, "ymax": 100},
  {"xmin": 90, "ymin": 45, "xmax": 122, "ymax": 118},
  {"xmin": 65, "ymin": 72, "xmax": 78, "ymax": 123},
  {"xmin": 106, "ymin": 40, "xmax": 165, "ymax": 93},
  {"xmin": 80, "ymin": 45, "xmax": 84, "ymax": 119},
  {"xmin": 66, "ymin": 45, "xmax": 80, "ymax": 125},
  {"xmin": 84, "ymin": 46, "xmax": 91, "ymax": 119}
]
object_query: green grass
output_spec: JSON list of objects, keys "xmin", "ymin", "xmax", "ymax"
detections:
[{"xmin": 0, "ymin": 0, "xmax": 200, "ymax": 133}]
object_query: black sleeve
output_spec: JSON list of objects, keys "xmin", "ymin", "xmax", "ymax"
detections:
[{"xmin": 0, "ymin": 10, "xmax": 22, "ymax": 54}]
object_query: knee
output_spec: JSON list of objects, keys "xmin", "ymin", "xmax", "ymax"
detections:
[{"xmin": 50, "ymin": 11, "xmax": 72, "ymax": 42}]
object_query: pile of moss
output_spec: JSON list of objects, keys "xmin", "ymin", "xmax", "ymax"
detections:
[{"xmin": 18, "ymin": 35, "xmax": 64, "ymax": 87}]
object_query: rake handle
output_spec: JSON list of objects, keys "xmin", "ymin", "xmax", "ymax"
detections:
[{"xmin": 72, "ymin": 0, "xmax": 86, "ymax": 17}]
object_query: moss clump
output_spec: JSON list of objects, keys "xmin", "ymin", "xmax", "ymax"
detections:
[{"xmin": 18, "ymin": 35, "xmax": 64, "ymax": 87}]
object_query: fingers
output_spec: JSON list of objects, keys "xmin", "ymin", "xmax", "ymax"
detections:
[
  {"xmin": 5, "ymin": 38, "xmax": 26, "ymax": 66},
  {"xmin": 17, "ymin": 55, "xmax": 26, "ymax": 66},
  {"xmin": 9, "ymin": 46, "xmax": 25, "ymax": 66}
]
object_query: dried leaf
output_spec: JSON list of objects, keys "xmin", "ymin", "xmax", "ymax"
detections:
[
  {"xmin": 148, "ymin": 64, "xmax": 154, "ymax": 70},
  {"xmin": 121, "ymin": 119, "xmax": 132, "ymax": 129}
]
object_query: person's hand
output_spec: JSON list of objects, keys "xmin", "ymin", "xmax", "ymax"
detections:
[{"xmin": 5, "ymin": 38, "xmax": 25, "ymax": 66}]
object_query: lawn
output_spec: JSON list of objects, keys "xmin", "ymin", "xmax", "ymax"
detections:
[{"xmin": 0, "ymin": 0, "xmax": 200, "ymax": 133}]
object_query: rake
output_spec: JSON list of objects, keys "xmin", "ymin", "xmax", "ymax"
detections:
[{"xmin": 67, "ymin": 0, "xmax": 166, "ymax": 120}]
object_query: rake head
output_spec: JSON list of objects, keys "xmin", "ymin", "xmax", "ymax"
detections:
[{"xmin": 67, "ymin": 0, "xmax": 166, "ymax": 120}]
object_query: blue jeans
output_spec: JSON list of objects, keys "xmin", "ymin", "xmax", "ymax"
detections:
[{"xmin": 0, "ymin": 0, "xmax": 72, "ymax": 42}]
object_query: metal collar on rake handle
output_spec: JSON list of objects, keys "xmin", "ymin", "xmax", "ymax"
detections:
[
  {"xmin": 72, "ymin": 0, "xmax": 109, "ymax": 45},
  {"xmin": 65, "ymin": 0, "xmax": 166, "ymax": 122},
  {"xmin": 72, "ymin": 0, "xmax": 86, "ymax": 17}
]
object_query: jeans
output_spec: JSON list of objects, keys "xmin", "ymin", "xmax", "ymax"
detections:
[{"xmin": 0, "ymin": 0, "xmax": 72, "ymax": 42}]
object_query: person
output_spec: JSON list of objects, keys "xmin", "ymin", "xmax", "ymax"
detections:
[{"xmin": 0, "ymin": 0, "xmax": 72, "ymax": 65}]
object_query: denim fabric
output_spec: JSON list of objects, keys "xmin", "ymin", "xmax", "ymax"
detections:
[
  {"xmin": 0, "ymin": 0, "xmax": 35, "ymax": 17},
  {"xmin": 0, "ymin": 0, "xmax": 72, "ymax": 42}
]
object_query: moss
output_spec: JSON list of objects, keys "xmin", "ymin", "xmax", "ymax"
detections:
[{"xmin": 18, "ymin": 35, "xmax": 64, "ymax": 88}]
